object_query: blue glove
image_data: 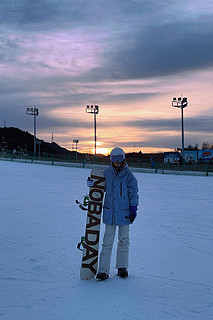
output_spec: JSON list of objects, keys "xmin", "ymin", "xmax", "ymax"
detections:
[
  {"xmin": 130, "ymin": 206, "xmax": 137, "ymax": 223},
  {"xmin": 87, "ymin": 177, "xmax": 94, "ymax": 187}
]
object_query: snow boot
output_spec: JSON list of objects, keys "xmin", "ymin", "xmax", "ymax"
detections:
[
  {"xmin": 118, "ymin": 268, "xmax": 128, "ymax": 278},
  {"xmin": 96, "ymin": 273, "xmax": 109, "ymax": 281}
]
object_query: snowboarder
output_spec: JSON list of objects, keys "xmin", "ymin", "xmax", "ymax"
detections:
[{"xmin": 87, "ymin": 147, "xmax": 139, "ymax": 280}]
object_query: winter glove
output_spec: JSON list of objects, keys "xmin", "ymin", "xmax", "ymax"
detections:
[
  {"xmin": 87, "ymin": 177, "xmax": 94, "ymax": 187},
  {"xmin": 130, "ymin": 206, "xmax": 137, "ymax": 223}
]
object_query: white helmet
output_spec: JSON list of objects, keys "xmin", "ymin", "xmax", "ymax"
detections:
[{"xmin": 110, "ymin": 147, "xmax": 125, "ymax": 163}]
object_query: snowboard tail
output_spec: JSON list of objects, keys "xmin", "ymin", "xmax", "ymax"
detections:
[{"xmin": 80, "ymin": 168, "xmax": 105, "ymax": 280}]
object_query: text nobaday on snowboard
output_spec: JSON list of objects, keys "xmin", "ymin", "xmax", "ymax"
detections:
[{"xmin": 80, "ymin": 169, "xmax": 105, "ymax": 280}]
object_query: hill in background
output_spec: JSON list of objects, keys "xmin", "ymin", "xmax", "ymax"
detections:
[{"xmin": 0, "ymin": 127, "xmax": 75, "ymax": 155}]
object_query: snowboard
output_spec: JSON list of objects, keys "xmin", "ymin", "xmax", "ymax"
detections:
[{"xmin": 80, "ymin": 168, "xmax": 105, "ymax": 280}]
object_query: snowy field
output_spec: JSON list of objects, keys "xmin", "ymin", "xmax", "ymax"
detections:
[{"xmin": 1, "ymin": 160, "xmax": 213, "ymax": 320}]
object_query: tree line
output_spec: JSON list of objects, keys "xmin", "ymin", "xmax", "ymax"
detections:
[{"xmin": 185, "ymin": 142, "xmax": 213, "ymax": 150}]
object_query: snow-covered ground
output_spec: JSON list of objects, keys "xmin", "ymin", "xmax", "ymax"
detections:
[{"xmin": 1, "ymin": 160, "xmax": 213, "ymax": 320}]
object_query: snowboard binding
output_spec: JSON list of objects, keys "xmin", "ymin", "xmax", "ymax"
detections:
[
  {"xmin": 77, "ymin": 236, "xmax": 85, "ymax": 251},
  {"xmin": 75, "ymin": 195, "xmax": 89, "ymax": 211}
]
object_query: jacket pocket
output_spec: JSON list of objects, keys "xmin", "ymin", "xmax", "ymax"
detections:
[
  {"xmin": 119, "ymin": 199, "xmax": 130, "ymax": 209},
  {"xmin": 103, "ymin": 204, "xmax": 110, "ymax": 210}
]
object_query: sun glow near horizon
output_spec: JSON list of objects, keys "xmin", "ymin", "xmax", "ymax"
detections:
[
  {"xmin": 91, "ymin": 146, "xmax": 174, "ymax": 155},
  {"xmin": 64, "ymin": 142, "xmax": 174, "ymax": 156}
]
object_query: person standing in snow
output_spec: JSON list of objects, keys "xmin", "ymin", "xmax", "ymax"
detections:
[{"xmin": 87, "ymin": 147, "xmax": 139, "ymax": 280}]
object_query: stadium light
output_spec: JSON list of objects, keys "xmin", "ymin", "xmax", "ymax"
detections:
[
  {"xmin": 73, "ymin": 139, "xmax": 79, "ymax": 162},
  {"xmin": 86, "ymin": 104, "xmax": 99, "ymax": 157},
  {"xmin": 172, "ymin": 97, "xmax": 188, "ymax": 161},
  {"xmin": 26, "ymin": 107, "xmax": 39, "ymax": 156}
]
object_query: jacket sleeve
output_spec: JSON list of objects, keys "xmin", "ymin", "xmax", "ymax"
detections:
[{"xmin": 127, "ymin": 172, "xmax": 139, "ymax": 207}]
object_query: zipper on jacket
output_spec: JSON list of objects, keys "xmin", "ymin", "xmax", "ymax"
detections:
[{"xmin": 120, "ymin": 182, "xmax": 122, "ymax": 197}]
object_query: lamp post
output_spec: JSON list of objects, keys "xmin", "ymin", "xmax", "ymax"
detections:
[
  {"xmin": 36, "ymin": 139, "xmax": 41, "ymax": 159},
  {"xmin": 73, "ymin": 139, "xmax": 79, "ymax": 162},
  {"xmin": 172, "ymin": 97, "xmax": 188, "ymax": 160},
  {"xmin": 86, "ymin": 104, "xmax": 99, "ymax": 157},
  {"xmin": 26, "ymin": 107, "xmax": 39, "ymax": 156}
]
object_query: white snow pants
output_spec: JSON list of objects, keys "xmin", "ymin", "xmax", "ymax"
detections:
[{"xmin": 98, "ymin": 224, "xmax": 129, "ymax": 275}]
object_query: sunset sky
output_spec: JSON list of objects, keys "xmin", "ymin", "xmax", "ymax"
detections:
[{"xmin": 1, "ymin": 0, "xmax": 213, "ymax": 155}]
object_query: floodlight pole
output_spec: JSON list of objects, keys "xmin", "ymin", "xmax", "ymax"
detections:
[
  {"xmin": 73, "ymin": 139, "xmax": 79, "ymax": 162},
  {"xmin": 181, "ymin": 106, "xmax": 184, "ymax": 159},
  {"xmin": 26, "ymin": 107, "xmax": 39, "ymax": 156},
  {"xmin": 86, "ymin": 104, "xmax": 99, "ymax": 157},
  {"xmin": 37, "ymin": 139, "xmax": 41, "ymax": 159},
  {"xmin": 172, "ymin": 97, "xmax": 188, "ymax": 161}
]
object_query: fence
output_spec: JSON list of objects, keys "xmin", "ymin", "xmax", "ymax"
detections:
[{"xmin": 1, "ymin": 152, "xmax": 213, "ymax": 176}]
